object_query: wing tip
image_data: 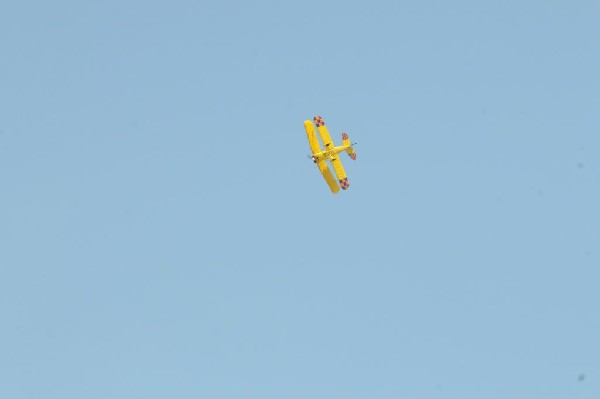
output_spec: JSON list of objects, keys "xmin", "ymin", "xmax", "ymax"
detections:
[{"xmin": 339, "ymin": 177, "xmax": 350, "ymax": 190}]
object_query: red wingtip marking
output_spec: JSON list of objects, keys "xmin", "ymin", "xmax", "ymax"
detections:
[{"xmin": 339, "ymin": 178, "xmax": 350, "ymax": 190}]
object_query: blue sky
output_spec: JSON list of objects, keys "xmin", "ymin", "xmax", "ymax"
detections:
[{"xmin": 1, "ymin": 1, "xmax": 599, "ymax": 398}]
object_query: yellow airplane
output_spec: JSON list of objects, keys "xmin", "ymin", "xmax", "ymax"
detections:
[{"xmin": 304, "ymin": 115, "xmax": 357, "ymax": 194}]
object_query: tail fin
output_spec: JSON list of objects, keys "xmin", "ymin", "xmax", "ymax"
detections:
[{"xmin": 342, "ymin": 132, "xmax": 357, "ymax": 160}]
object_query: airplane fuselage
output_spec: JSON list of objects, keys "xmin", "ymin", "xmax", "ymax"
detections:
[{"xmin": 312, "ymin": 145, "xmax": 351, "ymax": 163}]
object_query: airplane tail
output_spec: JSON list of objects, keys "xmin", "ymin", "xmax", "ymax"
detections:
[{"xmin": 342, "ymin": 132, "xmax": 357, "ymax": 160}]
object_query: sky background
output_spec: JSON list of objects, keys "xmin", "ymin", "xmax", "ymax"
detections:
[{"xmin": 1, "ymin": 0, "xmax": 599, "ymax": 398}]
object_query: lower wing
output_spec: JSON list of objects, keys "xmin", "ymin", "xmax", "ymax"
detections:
[
  {"xmin": 330, "ymin": 157, "xmax": 349, "ymax": 190},
  {"xmin": 314, "ymin": 116, "xmax": 335, "ymax": 148},
  {"xmin": 317, "ymin": 160, "xmax": 340, "ymax": 194}
]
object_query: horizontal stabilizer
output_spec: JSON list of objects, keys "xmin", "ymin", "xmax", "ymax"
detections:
[{"xmin": 342, "ymin": 132, "xmax": 356, "ymax": 160}]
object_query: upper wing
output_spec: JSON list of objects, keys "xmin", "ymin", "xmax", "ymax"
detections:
[
  {"xmin": 317, "ymin": 160, "xmax": 340, "ymax": 194},
  {"xmin": 330, "ymin": 156, "xmax": 349, "ymax": 190},
  {"xmin": 304, "ymin": 120, "xmax": 321, "ymax": 154},
  {"xmin": 314, "ymin": 116, "xmax": 349, "ymax": 190},
  {"xmin": 314, "ymin": 116, "xmax": 334, "ymax": 148}
]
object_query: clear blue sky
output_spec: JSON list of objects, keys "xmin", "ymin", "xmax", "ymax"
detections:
[{"xmin": 1, "ymin": 1, "xmax": 599, "ymax": 398}]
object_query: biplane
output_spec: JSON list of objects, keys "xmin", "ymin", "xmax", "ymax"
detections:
[{"xmin": 304, "ymin": 115, "xmax": 356, "ymax": 194}]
